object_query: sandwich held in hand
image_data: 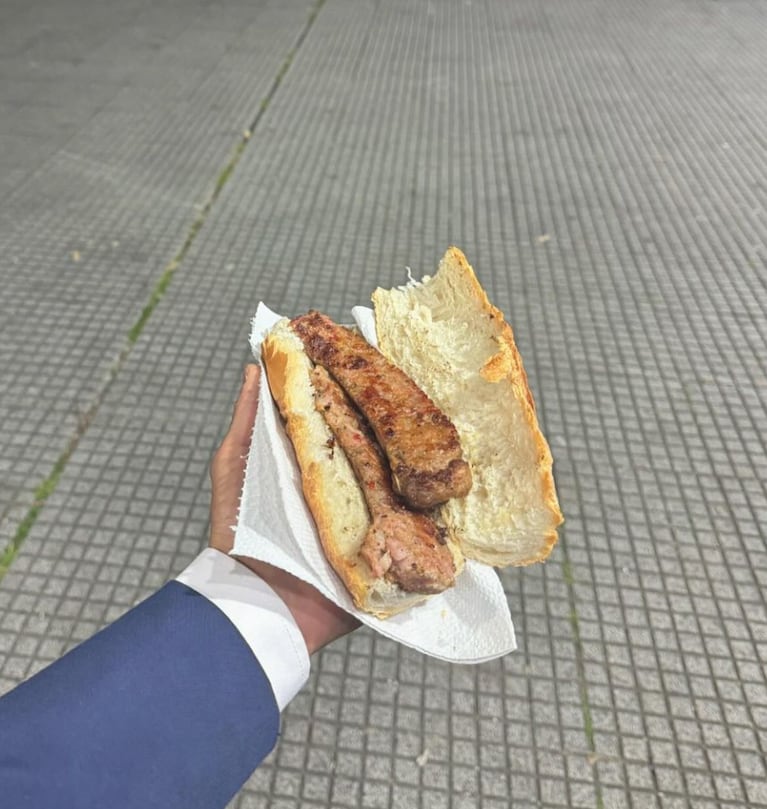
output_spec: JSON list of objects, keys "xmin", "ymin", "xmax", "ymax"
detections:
[{"xmin": 261, "ymin": 247, "xmax": 563, "ymax": 618}]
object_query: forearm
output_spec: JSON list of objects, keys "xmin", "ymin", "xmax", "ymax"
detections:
[{"xmin": 0, "ymin": 579, "xmax": 284, "ymax": 809}]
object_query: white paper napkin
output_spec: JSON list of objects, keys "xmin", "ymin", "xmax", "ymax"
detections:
[{"xmin": 232, "ymin": 302, "xmax": 516, "ymax": 663}]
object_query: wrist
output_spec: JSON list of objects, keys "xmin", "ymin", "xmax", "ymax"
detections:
[
  {"xmin": 233, "ymin": 556, "xmax": 358, "ymax": 655},
  {"xmin": 233, "ymin": 557, "xmax": 315, "ymax": 652}
]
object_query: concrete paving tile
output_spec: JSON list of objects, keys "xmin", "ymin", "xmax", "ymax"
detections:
[{"xmin": 2, "ymin": 1, "xmax": 767, "ymax": 808}]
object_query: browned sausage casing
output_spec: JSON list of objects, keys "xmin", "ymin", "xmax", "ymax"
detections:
[
  {"xmin": 311, "ymin": 366, "xmax": 456, "ymax": 593},
  {"xmin": 291, "ymin": 311, "xmax": 472, "ymax": 510}
]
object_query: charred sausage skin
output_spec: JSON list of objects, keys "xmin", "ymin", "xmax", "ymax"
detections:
[
  {"xmin": 291, "ymin": 311, "xmax": 472, "ymax": 510},
  {"xmin": 311, "ymin": 366, "xmax": 456, "ymax": 594}
]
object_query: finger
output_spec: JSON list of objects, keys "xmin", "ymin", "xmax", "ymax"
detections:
[{"xmin": 223, "ymin": 364, "xmax": 261, "ymax": 454}]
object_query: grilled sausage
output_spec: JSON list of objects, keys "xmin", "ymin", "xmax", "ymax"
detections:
[
  {"xmin": 292, "ymin": 311, "xmax": 472, "ymax": 509},
  {"xmin": 311, "ymin": 366, "xmax": 456, "ymax": 594}
]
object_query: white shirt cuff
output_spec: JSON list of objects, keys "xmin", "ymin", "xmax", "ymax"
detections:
[{"xmin": 176, "ymin": 548, "xmax": 310, "ymax": 711}]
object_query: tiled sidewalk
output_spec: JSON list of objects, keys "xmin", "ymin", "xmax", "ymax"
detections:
[{"xmin": 1, "ymin": 1, "xmax": 765, "ymax": 807}]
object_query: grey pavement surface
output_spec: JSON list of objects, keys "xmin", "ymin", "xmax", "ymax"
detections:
[{"xmin": 1, "ymin": 0, "xmax": 766, "ymax": 807}]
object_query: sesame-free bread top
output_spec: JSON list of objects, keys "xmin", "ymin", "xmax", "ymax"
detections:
[{"xmin": 372, "ymin": 247, "xmax": 563, "ymax": 566}]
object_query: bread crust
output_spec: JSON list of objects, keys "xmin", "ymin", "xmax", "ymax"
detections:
[
  {"xmin": 450, "ymin": 246, "xmax": 562, "ymax": 565},
  {"xmin": 372, "ymin": 246, "xmax": 563, "ymax": 566}
]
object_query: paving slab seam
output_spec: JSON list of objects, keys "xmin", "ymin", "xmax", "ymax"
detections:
[
  {"xmin": 555, "ymin": 31, "xmax": 767, "ymax": 779},
  {"xmin": 472, "ymin": 32, "xmax": 612, "ymax": 801},
  {"xmin": 0, "ymin": 0, "xmax": 327, "ymax": 583},
  {"xmin": 514, "ymin": 12, "xmax": 764, "ymax": 801},
  {"xmin": 560, "ymin": 556, "xmax": 606, "ymax": 809},
  {"xmin": 491, "ymin": 21, "xmax": 610, "ymax": 805}
]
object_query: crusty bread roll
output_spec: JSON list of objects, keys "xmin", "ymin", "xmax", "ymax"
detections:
[
  {"xmin": 262, "ymin": 320, "xmax": 464, "ymax": 618},
  {"xmin": 372, "ymin": 246, "xmax": 563, "ymax": 566},
  {"xmin": 262, "ymin": 246, "xmax": 563, "ymax": 617}
]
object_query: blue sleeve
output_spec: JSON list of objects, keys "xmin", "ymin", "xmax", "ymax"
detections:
[{"xmin": 0, "ymin": 580, "xmax": 280, "ymax": 809}]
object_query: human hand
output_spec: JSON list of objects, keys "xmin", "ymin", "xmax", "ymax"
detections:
[{"xmin": 209, "ymin": 364, "xmax": 359, "ymax": 654}]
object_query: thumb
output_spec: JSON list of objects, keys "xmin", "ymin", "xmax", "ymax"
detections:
[
  {"xmin": 209, "ymin": 364, "xmax": 261, "ymax": 553},
  {"xmin": 223, "ymin": 364, "xmax": 261, "ymax": 455}
]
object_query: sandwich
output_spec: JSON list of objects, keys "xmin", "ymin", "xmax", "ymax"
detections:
[{"xmin": 261, "ymin": 247, "xmax": 563, "ymax": 617}]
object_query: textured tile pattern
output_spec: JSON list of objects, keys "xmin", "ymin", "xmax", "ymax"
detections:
[
  {"xmin": 1, "ymin": 1, "xmax": 766, "ymax": 808},
  {"xmin": 0, "ymin": 0, "xmax": 312, "ymax": 542}
]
